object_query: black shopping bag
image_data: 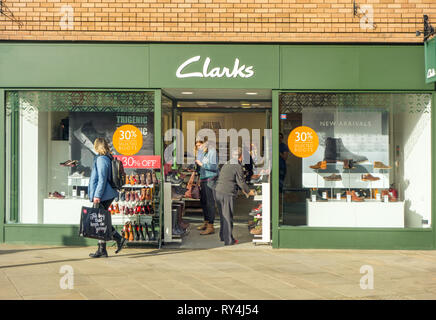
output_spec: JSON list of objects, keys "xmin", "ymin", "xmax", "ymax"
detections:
[{"xmin": 79, "ymin": 204, "xmax": 113, "ymax": 241}]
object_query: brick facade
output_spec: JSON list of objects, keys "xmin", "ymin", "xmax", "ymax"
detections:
[{"xmin": 0, "ymin": 0, "xmax": 435, "ymax": 42}]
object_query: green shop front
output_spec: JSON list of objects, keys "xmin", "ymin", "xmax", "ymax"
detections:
[{"xmin": 0, "ymin": 42, "xmax": 435, "ymax": 250}]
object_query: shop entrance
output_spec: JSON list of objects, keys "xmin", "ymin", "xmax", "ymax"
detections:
[{"xmin": 161, "ymin": 89, "xmax": 272, "ymax": 248}]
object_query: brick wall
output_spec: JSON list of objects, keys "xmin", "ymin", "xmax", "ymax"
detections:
[{"xmin": 0, "ymin": 0, "xmax": 434, "ymax": 42}]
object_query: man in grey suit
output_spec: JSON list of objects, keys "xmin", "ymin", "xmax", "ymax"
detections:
[{"xmin": 215, "ymin": 147, "xmax": 256, "ymax": 246}]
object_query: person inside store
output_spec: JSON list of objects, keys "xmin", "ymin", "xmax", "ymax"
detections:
[
  {"xmin": 195, "ymin": 137, "xmax": 219, "ymax": 235},
  {"xmin": 279, "ymin": 133, "xmax": 289, "ymax": 193},
  {"xmin": 215, "ymin": 147, "xmax": 256, "ymax": 246},
  {"xmin": 88, "ymin": 137, "xmax": 126, "ymax": 258}
]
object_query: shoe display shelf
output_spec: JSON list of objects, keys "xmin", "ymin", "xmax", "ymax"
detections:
[
  {"xmin": 252, "ymin": 182, "xmax": 271, "ymax": 245},
  {"xmin": 306, "ymin": 199, "xmax": 405, "ymax": 228},
  {"xmin": 118, "ymin": 181, "xmax": 162, "ymax": 248},
  {"xmin": 163, "ymin": 182, "xmax": 183, "ymax": 243}
]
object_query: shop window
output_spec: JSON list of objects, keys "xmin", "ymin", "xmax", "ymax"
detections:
[
  {"xmin": 279, "ymin": 93, "xmax": 432, "ymax": 229},
  {"xmin": 5, "ymin": 91, "xmax": 155, "ymax": 224}
]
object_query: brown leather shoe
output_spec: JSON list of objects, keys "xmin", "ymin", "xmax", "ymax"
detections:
[
  {"xmin": 250, "ymin": 226, "xmax": 262, "ymax": 235},
  {"xmin": 323, "ymin": 174, "xmax": 342, "ymax": 181},
  {"xmin": 200, "ymin": 223, "xmax": 215, "ymax": 235},
  {"xmin": 196, "ymin": 221, "xmax": 208, "ymax": 231},
  {"xmin": 310, "ymin": 161, "xmax": 327, "ymax": 170},
  {"xmin": 361, "ymin": 173, "xmax": 380, "ymax": 181},
  {"xmin": 347, "ymin": 190, "xmax": 364, "ymax": 202},
  {"xmin": 374, "ymin": 161, "xmax": 391, "ymax": 169}
]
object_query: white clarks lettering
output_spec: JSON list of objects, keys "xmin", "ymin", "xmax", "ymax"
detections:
[
  {"xmin": 427, "ymin": 68, "xmax": 436, "ymax": 79},
  {"xmin": 176, "ymin": 56, "xmax": 255, "ymax": 79}
]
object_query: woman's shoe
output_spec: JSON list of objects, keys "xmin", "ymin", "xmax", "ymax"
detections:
[
  {"xmin": 200, "ymin": 223, "xmax": 215, "ymax": 235},
  {"xmin": 113, "ymin": 231, "xmax": 126, "ymax": 254},
  {"xmin": 89, "ymin": 243, "xmax": 108, "ymax": 258},
  {"xmin": 152, "ymin": 171, "xmax": 158, "ymax": 185},
  {"xmin": 146, "ymin": 171, "xmax": 152, "ymax": 185}
]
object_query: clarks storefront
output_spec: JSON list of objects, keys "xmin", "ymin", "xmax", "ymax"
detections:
[{"xmin": 0, "ymin": 42, "xmax": 435, "ymax": 249}]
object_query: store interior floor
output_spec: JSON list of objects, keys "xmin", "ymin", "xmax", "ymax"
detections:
[{"xmin": 165, "ymin": 196, "xmax": 260, "ymax": 249}]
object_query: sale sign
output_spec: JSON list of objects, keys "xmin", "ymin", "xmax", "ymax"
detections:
[
  {"xmin": 113, "ymin": 155, "xmax": 161, "ymax": 169},
  {"xmin": 287, "ymin": 126, "xmax": 319, "ymax": 158},
  {"xmin": 112, "ymin": 124, "xmax": 143, "ymax": 156}
]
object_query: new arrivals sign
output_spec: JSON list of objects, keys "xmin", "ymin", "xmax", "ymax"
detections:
[
  {"xmin": 425, "ymin": 38, "xmax": 436, "ymax": 83},
  {"xmin": 149, "ymin": 44, "xmax": 279, "ymax": 88}
]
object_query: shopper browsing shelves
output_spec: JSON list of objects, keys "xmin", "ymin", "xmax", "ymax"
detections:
[{"xmin": 215, "ymin": 147, "xmax": 256, "ymax": 246}]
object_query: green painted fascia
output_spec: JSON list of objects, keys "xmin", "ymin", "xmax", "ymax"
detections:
[
  {"xmin": 149, "ymin": 43, "xmax": 280, "ymax": 89},
  {"xmin": 0, "ymin": 89, "xmax": 4, "ymax": 243},
  {"xmin": 277, "ymin": 227, "xmax": 434, "ymax": 250},
  {"xmin": 0, "ymin": 43, "xmax": 150, "ymax": 88},
  {"xmin": 280, "ymin": 45, "xmax": 433, "ymax": 91}
]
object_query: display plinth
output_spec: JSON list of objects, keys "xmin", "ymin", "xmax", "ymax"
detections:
[
  {"xmin": 43, "ymin": 198, "xmax": 91, "ymax": 224},
  {"xmin": 306, "ymin": 199, "xmax": 405, "ymax": 228}
]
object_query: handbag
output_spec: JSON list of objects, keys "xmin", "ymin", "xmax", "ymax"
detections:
[
  {"xmin": 79, "ymin": 203, "xmax": 113, "ymax": 241},
  {"xmin": 184, "ymin": 172, "xmax": 201, "ymax": 199}
]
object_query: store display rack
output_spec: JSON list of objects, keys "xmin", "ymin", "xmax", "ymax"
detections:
[
  {"xmin": 111, "ymin": 180, "xmax": 163, "ymax": 249},
  {"xmin": 252, "ymin": 182, "xmax": 271, "ymax": 245}
]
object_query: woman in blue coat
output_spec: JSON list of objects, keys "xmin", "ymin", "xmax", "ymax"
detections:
[{"xmin": 88, "ymin": 138, "xmax": 125, "ymax": 258}]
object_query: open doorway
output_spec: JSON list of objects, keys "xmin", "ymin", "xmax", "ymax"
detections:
[{"xmin": 162, "ymin": 89, "xmax": 272, "ymax": 249}]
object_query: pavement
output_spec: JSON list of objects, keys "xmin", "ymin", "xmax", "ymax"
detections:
[{"xmin": 2, "ymin": 236, "xmax": 436, "ymax": 300}]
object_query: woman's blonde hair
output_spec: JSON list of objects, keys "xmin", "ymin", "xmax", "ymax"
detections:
[{"xmin": 94, "ymin": 138, "xmax": 112, "ymax": 156}]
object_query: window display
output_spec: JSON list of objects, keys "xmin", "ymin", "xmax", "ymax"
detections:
[
  {"xmin": 5, "ymin": 91, "xmax": 157, "ymax": 226},
  {"xmin": 279, "ymin": 93, "xmax": 432, "ymax": 229}
]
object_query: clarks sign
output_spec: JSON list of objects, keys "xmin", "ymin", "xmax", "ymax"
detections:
[{"xmin": 176, "ymin": 56, "xmax": 255, "ymax": 79}]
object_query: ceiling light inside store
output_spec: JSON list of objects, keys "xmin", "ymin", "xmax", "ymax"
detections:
[
  {"xmin": 181, "ymin": 92, "xmax": 193, "ymax": 95},
  {"xmin": 246, "ymin": 92, "xmax": 258, "ymax": 95}
]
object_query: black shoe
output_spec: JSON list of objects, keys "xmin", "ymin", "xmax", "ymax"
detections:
[
  {"xmin": 139, "ymin": 225, "xmax": 146, "ymax": 241},
  {"xmin": 169, "ymin": 172, "xmax": 183, "ymax": 185},
  {"xmin": 89, "ymin": 243, "xmax": 108, "ymax": 258},
  {"xmin": 171, "ymin": 209, "xmax": 184, "ymax": 236},
  {"xmin": 324, "ymin": 137, "xmax": 368, "ymax": 163},
  {"xmin": 151, "ymin": 220, "xmax": 158, "ymax": 240},
  {"xmin": 133, "ymin": 223, "xmax": 140, "ymax": 241},
  {"xmin": 112, "ymin": 232, "xmax": 126, "ymax": 254},
  {"xmin": 144, "ymin": 222, "xmax": 152, "ymax": 240}
]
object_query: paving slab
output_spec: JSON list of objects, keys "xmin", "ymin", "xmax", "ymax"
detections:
[{"xmin": 1, "ymin": 244, "xmax": 436, "ymax": 300}]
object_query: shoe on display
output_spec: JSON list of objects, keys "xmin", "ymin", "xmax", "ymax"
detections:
[
  {"xmin": 347, "ymin": 190, "xmax": 364, "ymax": 202},
  {"xmin": 135, "ymin": 174, "xmax": 140, "ymax": 185},
  {"xmin": 374, "ymin": 161, "xmax": 391, "ymax": 169},
  {"xmin": 139, "ymin": 225, "xmax": 146, "ymax": 241},
  {"xmin": 60, "ymin": 160, "xmax": 79, "ymax": 167},
  {"xmin": 49, "ymin": 191, "xmax": 65, "ymax": 199},
  {"xmin": 309, "ymin": 161, "xmax": 327, "ymax": 170},
  {"xmin": 250, "ymin": 226, "xmax": 262, "ymax": 235},
  {"xmin": 172, "ymin": 209, "xmax": 184, "ymax": 236},
  {"xmin": 152, "ymin": 171, "xmax": 158, "ymax": 185},
  {"xmin": 146, "ymin": 171, "xmax": 152, "ymax": 185},
  {"xmin": 144, "ymin": 222, "xmax": 151, "ymax": 240},
  {"xmin": 361, "ymin": 174, "xmax": 380, "ymax": 182},
  {"xmin": 343, "ymin": 159, "xmax": 355, "ymax": 169},
  {"xmin": 128, "ymin": 223, "xmax": 134, "ymax": 241},
  {"xmin": 323, "ymin": 174, "xmax": 342, "ymax": 181},
  {"xmin": 170, "ymin": 172, "xmax": 183, "ymax": 185},
  {"xmin": 140, "ymin": 174, "xmax": 146, "ymax": 185},
  {"xmin": 151, "ymin": 220, "xmax": 158, "ymax": 240},
  {"xmin": 324, "ymin": 137, "xmax": 368, "ymax": 163}
]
